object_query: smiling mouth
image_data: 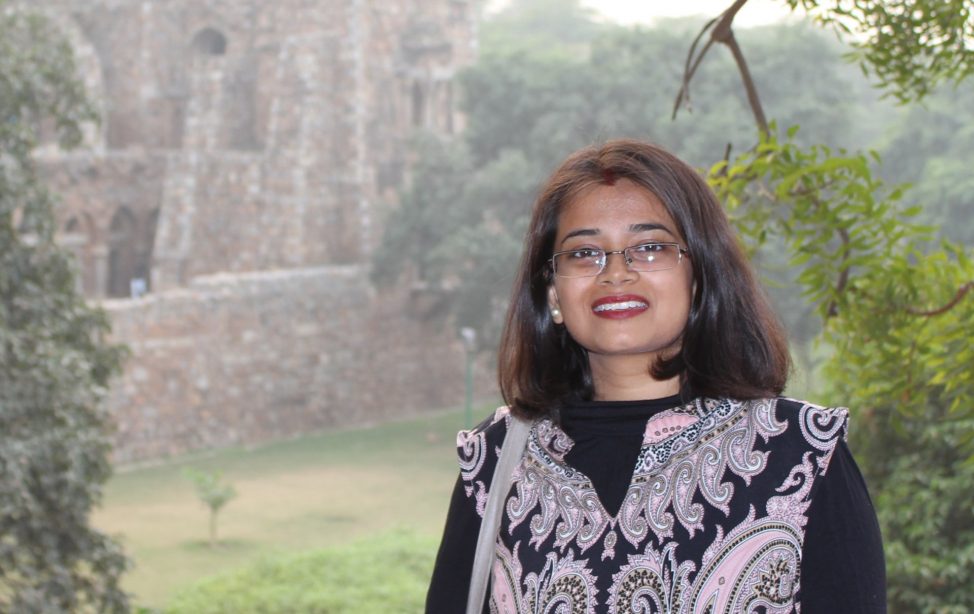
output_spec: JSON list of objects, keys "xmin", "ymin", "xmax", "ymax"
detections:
[{"xmin": 592, "ymin": 300, "xmax": 648, "ymax": 313}]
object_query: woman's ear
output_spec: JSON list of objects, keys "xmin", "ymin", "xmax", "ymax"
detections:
[{"xmin": 547, "ymin": 286, "xmax": 564, "ymax": 324}]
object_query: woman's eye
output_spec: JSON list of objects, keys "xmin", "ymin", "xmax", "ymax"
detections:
[
  {"xmin": 632, "ymin": 243, "xmax": 665, "ymax": 254},
  {"xmin": 567, "ymin": 248, "xmax": 601, "ymax": 259}
]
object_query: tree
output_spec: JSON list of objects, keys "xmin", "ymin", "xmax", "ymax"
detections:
[
  {"xmin": 679, "ymin": 1, "xmax": 974, "ymax": 610},
  {"xmin": 0, "ymin": 5, "xmax": 129, "ymax": 612},
  {"xmin": 184, "ymin": 468, "xmax": 238, "ymax": 548},
  {"xmin": 786, "ymin": 0, "xmax": 974, "ymax": 103}
]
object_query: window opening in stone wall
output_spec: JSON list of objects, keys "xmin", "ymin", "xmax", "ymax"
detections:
[
  {"xmin": 107, "ymin": 207, "xmax": 138, "ymax": 298},
  {"xmin": 191, "ymin": 27, "xmax": 228, "ymax": 56},
  {"xmin": 136, "ymin": 207, "xmax": 160, "ymax": 293}
]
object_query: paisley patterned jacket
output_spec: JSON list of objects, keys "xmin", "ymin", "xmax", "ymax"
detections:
[{"xmin": 455, "ymin": 397, "xmax": 849, "ymax": 614}]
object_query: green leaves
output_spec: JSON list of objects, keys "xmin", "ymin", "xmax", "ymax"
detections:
[
  {"xmin": 711, "ymin": 126, "xmax": 973, "ymax": 419},
  {"xmin": 712, "ymin": 123, "xmax": 974, "ymax": 611},
  {"xmin": 785, "ymin": 0, "xmax": 974, "ymax": 103},
  {"xmin": 1, "ymin": 4, "xmax": 127, "ymax": 612},
  {"xmin": 184, "ymin": 469, "xmax": 238, "ymax": 548},
  {"xmin": 184, "ymin": 468, "xmax": 238, "ymax": 514}
]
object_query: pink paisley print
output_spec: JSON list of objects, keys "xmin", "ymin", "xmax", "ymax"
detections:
[
  {"xmin": 493, "ymin": 540, "xmax": 599, "ymax": 614},
  {"xmin": 456, "ymin": 398, "xmax": 848, "ymax": 613},
  {"xmin": 643, "ymin": 411, "xmax": 699, "ymax": 444}
]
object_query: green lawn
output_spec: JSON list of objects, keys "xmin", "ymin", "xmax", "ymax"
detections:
[{"xmin": 94, "ymin": 406, "xmax": 492, "ymax": 609}]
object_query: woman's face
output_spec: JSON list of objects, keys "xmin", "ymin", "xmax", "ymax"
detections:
[{"xmin": 547, "ymin": 179, "xmax": 693, "ymax": 372}]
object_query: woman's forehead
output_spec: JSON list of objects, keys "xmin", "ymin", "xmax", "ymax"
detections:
[{"xmin": 557, "ymin": 179, "xmax": 679, "ymax": 239}]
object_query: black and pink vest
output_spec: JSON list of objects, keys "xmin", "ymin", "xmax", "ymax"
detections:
[{"xmin": 456, "ymin": 397, "xmax": 848, "ymax": 613}]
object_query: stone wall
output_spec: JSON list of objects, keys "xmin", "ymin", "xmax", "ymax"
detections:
[
  {"xmin": 105, "ymin": 266, "xmax": 485, "ymax": 463},
  {"xmin": 16, "ymin": 0, "xmax": 484, "ymax": 463},
  {"xmin": 28, "ymin": 0, "xmax": 478, "ymax": 296}
]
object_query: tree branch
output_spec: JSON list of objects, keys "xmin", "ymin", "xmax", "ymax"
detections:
[
  {"xmin": 905, "ymin": 281, "xmax": 974, "ymax": 317},
  {"xmin": 826, "ymin": 225, "xmax": 851, "ymax": 318},
  {"xmin": 672, "ymin": 16, "xmax": 720, "ymax": 119},
  {"xmin": 672, "ymin": 0, "xmax": 769, "ymax": 137},
  {"xmin": 717, "ymin": 27, "xmax": 769, "ymax": 136}
]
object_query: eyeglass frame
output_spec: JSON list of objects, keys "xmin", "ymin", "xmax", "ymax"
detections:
[{"xmin": 549, "ymin": 241, "xmax": 690, "ymax": 278}]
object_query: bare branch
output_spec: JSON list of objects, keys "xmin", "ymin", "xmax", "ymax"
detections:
[
  {"xmin": 717, "ymin": 28, "xmax": 769, "ymax": 136},
  {"xmin": 672, "ymin": 0, "xmax": 762, "ymax": 129},
  {"xmin": 905, "ymin": 281, "xmax": 974, "ymax": 317},
  {"xmin": 672, "ymin": 16, "xmax": 720, "ymax": 119}
]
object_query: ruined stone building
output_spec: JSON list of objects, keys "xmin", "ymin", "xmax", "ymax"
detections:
[{"xmin": 26, "ymin": 0, "xmax": 481, "ymax": 462}]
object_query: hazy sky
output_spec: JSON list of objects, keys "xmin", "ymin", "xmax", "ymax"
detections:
[
  {"xmin": 582, "ymin": 0, "xmax": 802, "ymax": 27},
  {"xmin": 487, "ymin": 0, "xmax": 804, "ymax": 28}
]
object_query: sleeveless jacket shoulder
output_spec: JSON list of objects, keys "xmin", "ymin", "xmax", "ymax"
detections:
[{"xmin": 456, "ymin": 406, "xmax": 513, "ymax": 519}]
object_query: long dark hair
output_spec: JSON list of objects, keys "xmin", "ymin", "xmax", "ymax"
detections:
[{"xmin": 497, "ymin": 139, "xmax": 791, "ymax": 419}]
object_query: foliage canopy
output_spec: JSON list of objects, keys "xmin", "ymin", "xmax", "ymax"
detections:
[
  {"xmin": 786, "ymin": 0, "xmax": 974, "ymax": 102},
  {"xmin": 0, "ymin": 5, "xmax": 129, "ymax": 612}
]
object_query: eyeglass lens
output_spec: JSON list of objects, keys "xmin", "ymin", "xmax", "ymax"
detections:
[{"xmin": 553, "ymin": 243, "xmax": 683, "ymax": 277}]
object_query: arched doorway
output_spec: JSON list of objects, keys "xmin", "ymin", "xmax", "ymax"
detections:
[{"xmin": 107, "ymin": 207, "xmax": 137, "ymax": 297}]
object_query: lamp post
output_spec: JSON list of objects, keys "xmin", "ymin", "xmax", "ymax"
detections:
[{"xmin": 460, "ymin": 327, "xmax": 477, "ymax": 428}]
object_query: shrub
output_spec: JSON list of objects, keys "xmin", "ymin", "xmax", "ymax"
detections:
[{"xmin": 165, "ymin": 530, "xmax": 437, "ymax": 613}]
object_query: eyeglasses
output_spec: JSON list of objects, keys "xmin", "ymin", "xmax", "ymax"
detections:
[{"xmin": 550, "ymin": 242, "xmax": 689, "ymax": 278}]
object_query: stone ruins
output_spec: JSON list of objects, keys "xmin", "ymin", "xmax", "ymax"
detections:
[{"xmin": 27, "ymin": 0, "xmax": 482, "ymax": 462}]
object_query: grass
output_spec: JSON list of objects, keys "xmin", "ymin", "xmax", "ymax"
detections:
[
  {"xmin": 164, "ymin": 530, "xmax": 438, "ymax": 613},
  {"xmin": 93, "ymin": 405, "xmax": 494, "ymax": 609}
]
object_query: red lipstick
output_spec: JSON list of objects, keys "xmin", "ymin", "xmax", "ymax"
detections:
[{"xmin": 591, "ymin": 294, "xmax": 649, "ymax": 319}]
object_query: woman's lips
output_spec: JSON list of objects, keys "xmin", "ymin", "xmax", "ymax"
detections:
[{"xmin": 592, "ymin": 294, "xmax": 649, "ymax": 319}]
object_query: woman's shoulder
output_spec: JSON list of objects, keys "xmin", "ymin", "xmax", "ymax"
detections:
[
  {"xmin": 455, "ymin": 406, "xmax": 519, "ymax": 477},
  {"xmin": 772, "ymin": 395, "xmax": 848, "ymax": 413},
  {"xmin": 457, "ymin": 406, "xmax": 513, "ymax": 451},
  {"xmin": 740, "ymin": 397, "xmax": 851, "ymax": 469},
  {"xmin": 701, "ymin": 397, "xmax": 849, "ymax": 434},
  {"xmin": 453, "ymin": 407, "xmax": 521, "ymax": 513},
  {"xmin": 770, "ymin": 396, "xmax": 850, "ymax": 437},
  {"xmin": 700, "ymin": 397, "xmax": 851, "ymax": 457}
]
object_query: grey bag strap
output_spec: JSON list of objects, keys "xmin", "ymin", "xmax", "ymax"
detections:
[{"xmin": 465, "ymin": 415, "xmax": 532, "ymax": 614}]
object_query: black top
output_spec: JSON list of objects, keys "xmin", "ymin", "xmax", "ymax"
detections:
[{"xmin": 426, "ymin": 397, "xmax": 886, "ymax": 613}]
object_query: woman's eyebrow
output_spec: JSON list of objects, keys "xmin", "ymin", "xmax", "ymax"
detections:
[
  {"xmin": 560, "ymin": 228, "xmax": 599, "ymax": 245},
  {"xmin": 629, "ymin": 222, "xmax": 672, "ymax": 234},
  {"xmin": 560, "ymin": 223, "xmax": 675, "ymax": 245}
]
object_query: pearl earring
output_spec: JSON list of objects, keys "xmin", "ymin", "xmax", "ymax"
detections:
[{"xmin": 551, "ymin": 308, "xmax": 561, "ymax": 318}]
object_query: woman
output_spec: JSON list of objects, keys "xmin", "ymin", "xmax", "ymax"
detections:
[{"xmin": 426, "ymin": 139, "xmax": 885, "ymax": 613}]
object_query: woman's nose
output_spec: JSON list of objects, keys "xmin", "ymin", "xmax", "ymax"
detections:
[{"xmin": 599, "ymin": 251, "xmax": 637, "ymax": 282}]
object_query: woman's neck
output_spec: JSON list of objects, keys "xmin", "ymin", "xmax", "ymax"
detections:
[{"xmin": 589, "ymin": 354, "xmax": 681, "ymax": 401}]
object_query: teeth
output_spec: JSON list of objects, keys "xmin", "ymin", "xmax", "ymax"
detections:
[{"xmin": 594, "ymin": 301, "xmax": 647, "ymax": 312}]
